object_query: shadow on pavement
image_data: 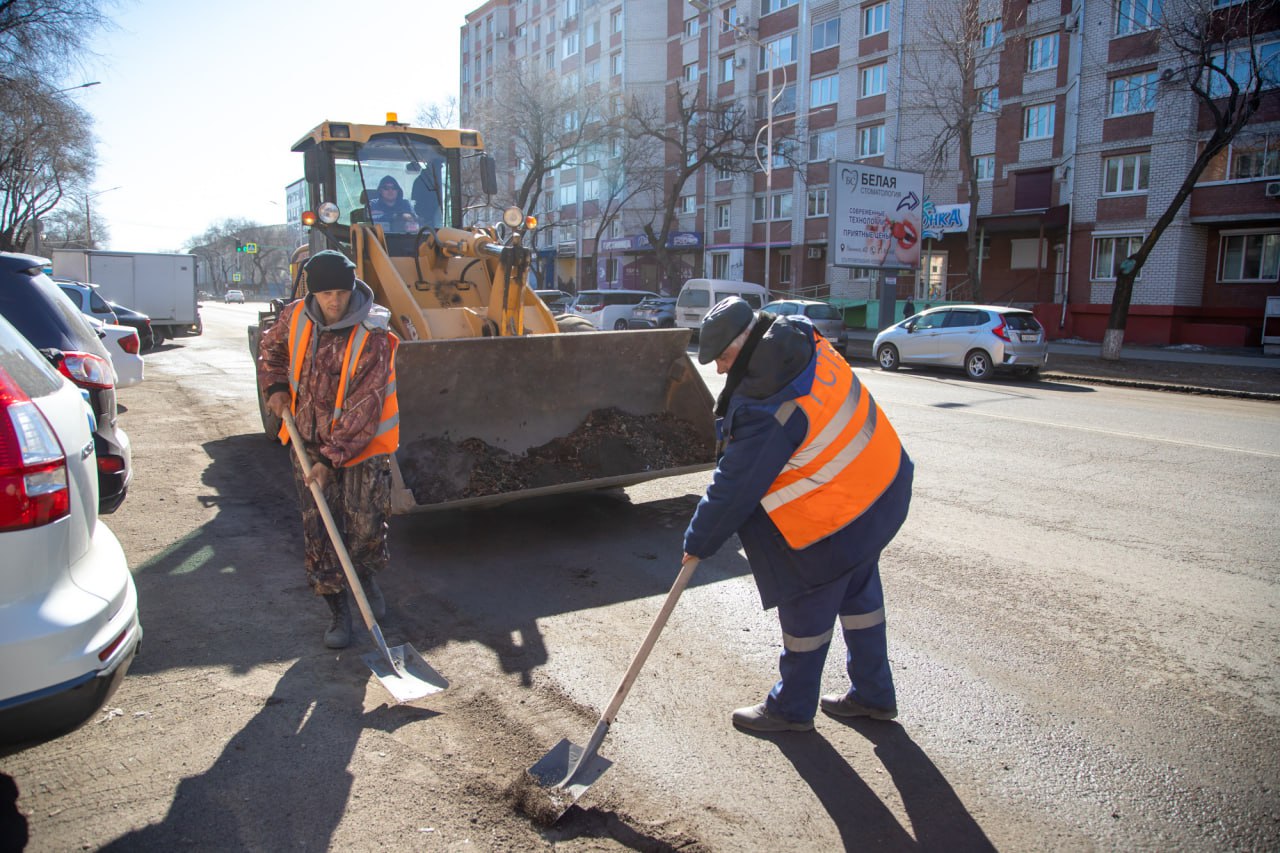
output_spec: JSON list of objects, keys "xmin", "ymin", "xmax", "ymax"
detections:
[
  {"xmin": 0, "ymin": 774, "xmax": 27, "ymax": 851},
  {"xmin": 100, "ymin": 655, "xmax": 432, "ymax": 851}
]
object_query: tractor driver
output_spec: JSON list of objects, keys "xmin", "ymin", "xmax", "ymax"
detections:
[{"xmin": 368, "ymin": 175, "xmax": 418, "ymax": 233}]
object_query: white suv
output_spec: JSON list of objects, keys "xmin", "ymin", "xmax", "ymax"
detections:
[
  {"xmin": 572, "ymin": 289, "xmax": 659, "ymax": 330},
  {"xmin": 0, "ymin": 313, "xmax": 141, "ymax": 755}
]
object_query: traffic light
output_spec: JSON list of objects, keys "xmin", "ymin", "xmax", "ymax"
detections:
[{"xmin": 235, "ymin": 238, "xmax": 244, "ymax": 252}]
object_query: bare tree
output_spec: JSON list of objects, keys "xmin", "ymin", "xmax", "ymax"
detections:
[
  {"xmin": 903, "ymin": 0, "xmax": 1016, "ymax": 302},
  {"xmin": 38, "ymin": 198, "xmax": 105, "ymax": 250},
  {"xmin": 471, "ymin": 58, "xmax": 615, "ymax": 216},
  {"xmin": 185, "ymin": 218, "xmax": 260, "ymax": 295},
  {"xmin": 1101, "ymin": 0, "xmax": 1274, "ymax": 359},
  {"xmin": 625, "ymin": 81, "xmax": 759, "ymax": 291},
  {"xmin": 0, "ymin": 79, "xmax": 95, "ymax": 251},
  {"xmin": 0, "ymin": 0, "xmax": 114, "ymax": 84},
  {"xmin": 416, "ymin": 96, "xmax": 459, "ymax": 129},
  {"xmin": 581, "ymin": 126, "xmax": 662, "ymax": 286}
]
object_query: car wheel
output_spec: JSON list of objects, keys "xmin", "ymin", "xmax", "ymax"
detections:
[
  {"xmin": 965, "ymin": 349, "xmax": 994, "ymax": 380},
  {"xmin": 877, "ymin": 343, "xmax": 900, "ymax": 371},
  {"xmin": 614, "ymin": 319, "xmax": 630, "ymax": 330}
]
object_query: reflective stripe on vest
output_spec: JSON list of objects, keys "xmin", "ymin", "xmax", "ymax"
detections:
[
  {"xmin": 760, "ymin": 332, "xmax": 902, "ymax": 550},
  {"xmin": 277, "ymin": 305, "xmax": 400, "ymax": 466}
]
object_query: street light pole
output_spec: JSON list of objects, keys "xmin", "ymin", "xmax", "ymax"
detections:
[{"xmin": 85, "ymin": 186, "xmax": 122, "ymax": 248}]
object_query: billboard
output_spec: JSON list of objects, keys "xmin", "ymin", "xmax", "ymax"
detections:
[{"xmin": 830, "ymin": 162, "xmax": 926, "ymax": 270}]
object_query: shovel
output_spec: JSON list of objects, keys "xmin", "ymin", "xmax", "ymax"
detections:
[
  {"xmin": 527, "ymin": 557, "xmax": 699, "ymax": 816},
  {"xmin": 281, "ymin": 409, "xmax": 448, "ymax": 703}
]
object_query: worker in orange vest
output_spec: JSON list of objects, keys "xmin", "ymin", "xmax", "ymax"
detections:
[
  {"xmin": 258, "ymin": 251, "xmax": 400, "ymax": 649},
  {"xmin": 684, "ymin": 297, "xmax": 913, "ymax": 732}
]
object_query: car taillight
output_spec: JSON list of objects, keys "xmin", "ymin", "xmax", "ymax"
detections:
[
  {"xmin": 991, "ymin": 320, "xmax": 1010, "ymax": 342},
  {"xmin": 57, "ymin": 351, "xmax": 114, "ymax": 390},
  {"xmin": 0, "ymin": 368, "xmax": 71, "ymax": 531},
  {"xmin": 119, "ymin": 331, "xmax": 140, "ymax": 355}
]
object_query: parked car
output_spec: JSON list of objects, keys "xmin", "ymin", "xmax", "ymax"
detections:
[
  {"xmin": 872, "ymin": 304, "xmax": 1049, "ymax": 380},
  {"xmin": 0, "ymin": 252, "xmax": 132, "ymax": 513},
  {"xmin": 84, "ymin": 316, "xmax": 144, "ymax": 389},
  {"xmin": 762, "ymin": 299, "xmax": 848, "ymax": 350},
  {"xmin": 0, "ymin": 311, "xmax": 141, "ymax": 756},
  {"xmin": 534, "ymin": 289, "xmax": 574, "ymax": 314},
  {"xmin": 106, "ymin": 301, "xmax": 155, "ymax": 351},
  {"xmin": 629, "ymin": 296, "xmax": 678, "ymax": 329},
  {"xmin": 225, "ymin": 289, "xmax": 245, "ymax": 303},
  {"xmin": 572, "ymin": 289, "xmax": 659, "ymax": 330},
  {"xmin": 54, "ymin": 278, "xmax": 118, "ymax": 325}
]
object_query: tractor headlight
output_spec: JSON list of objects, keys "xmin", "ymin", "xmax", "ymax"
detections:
[{"xmin": 318, "ymin": 202, "xmax": 340, "ymax": 224}]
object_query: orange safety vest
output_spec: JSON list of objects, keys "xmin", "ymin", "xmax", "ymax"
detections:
[
  {"xmin": 759, "ymin": 330, "xmax": 902, "ymax": 550},
  {"xmin": 277, "ymin": 305, "xmax": 400, "ymax": 466}
]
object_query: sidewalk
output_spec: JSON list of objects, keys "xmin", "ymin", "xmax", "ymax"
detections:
[{"xmin": 844, "ymin": 329, "xmax": 1280, "ymax": 400}]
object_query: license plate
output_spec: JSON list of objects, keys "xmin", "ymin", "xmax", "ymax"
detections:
[{"xmin": 1021, "ymin": 333, "xmax": 1038, "ymax": 342}]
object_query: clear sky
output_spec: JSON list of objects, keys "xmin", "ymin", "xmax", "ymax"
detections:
[{"xmin": 76, "ymin": 0, "xmax": 472, "ymax": 253}]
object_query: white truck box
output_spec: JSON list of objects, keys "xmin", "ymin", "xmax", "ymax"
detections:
[{"xmin": 52, "ymin": 250, "xmax": 201, "ymax": 342}]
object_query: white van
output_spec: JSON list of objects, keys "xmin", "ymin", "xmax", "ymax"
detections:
[
  {"xmin": 675, "ymin": 279, "xmax": 770, "ymax": 333},
  {"xmin": 571, "ymin": 289, "xmax": 659, "ymax": 330}
]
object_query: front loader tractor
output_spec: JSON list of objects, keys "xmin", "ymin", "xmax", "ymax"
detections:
[{"xmin": 248, "ymin": 115, "xmax": 714, "ymax": 514}]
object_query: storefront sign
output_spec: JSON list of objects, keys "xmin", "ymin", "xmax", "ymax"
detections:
[{"xmin": 922, "ymin": 201, "xmax": 970, "ymax": 240}]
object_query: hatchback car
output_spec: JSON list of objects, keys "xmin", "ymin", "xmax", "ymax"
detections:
[
  {"xmin": 54, "ymin": 278, "xmax": 118, "ymax": 326},
  {"xmin": 873, "ymin": 304, "xmax": 1048, "ymax": 380},
  {"xmin": 572, "ymin": 289, "xmax": 659, "ymax": 330},
  {"xmin": 0, "ymin": 253, "xmax": 132, "ymax": 513},
  {"xmin": 224, "ymin": 289, "xmax": 245, "ymax": 303},
  {"xmin": 628, "ymin": 296, "xmax": 677, "ymax": 329},
  {"xmin": 763, "ymin": 299, "xmax": 848, "ymax": 350},
  {"xmin": 0, "ymin": 312, "xmax": 141, "ymax": 756}
]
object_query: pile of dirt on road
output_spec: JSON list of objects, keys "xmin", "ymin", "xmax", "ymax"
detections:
[{"xmin": 398, "ymin": 407, "xmax": 712, "ymax": 505}]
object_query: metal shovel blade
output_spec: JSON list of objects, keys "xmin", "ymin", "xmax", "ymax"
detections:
[
  {"xmin": 361, "ymin": 643, "xmax": 449, "ymax": 704},
  {"xmin": 528, "ymin": 737, "xmax": 613, "ymax": 801}
]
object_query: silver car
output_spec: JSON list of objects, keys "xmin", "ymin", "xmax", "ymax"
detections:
[
  {"xmin": 873, "ymin": 304, "xmax": 1048, "ymax": 380},
  {"xmin": 762, "ymin": 299, "xmax": 847, "ymax": 350}
]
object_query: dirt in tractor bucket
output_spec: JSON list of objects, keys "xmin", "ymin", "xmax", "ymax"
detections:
[{"xmin": 398, "ymin": 407, "xmax": 712, "ymax": 505}]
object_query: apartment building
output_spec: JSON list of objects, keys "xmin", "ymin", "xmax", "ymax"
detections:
[{"xmin": 463, "ymin": 0, "xmax": 1279, "ymax": 344}]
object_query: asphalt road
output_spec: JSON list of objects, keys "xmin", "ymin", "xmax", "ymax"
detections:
[{"xmin": 3, "ymin": 302, "xmax": 1276, "ymax": 851}]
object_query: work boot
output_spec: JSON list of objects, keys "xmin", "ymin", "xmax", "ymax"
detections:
[
  {"xmin": 731, "ymin": 702, "xmax": 814, "ymax": 733},
  {"xmin": 819, "ymin": 692, "xmax": 898, "ymax": 720},
  {"xmin": 357, "ymin": 571, "xmax": 385, "ymax": 620},
  {"xmin": 323, "ymin": 592, "xmax": 352, "ymax": 649}
]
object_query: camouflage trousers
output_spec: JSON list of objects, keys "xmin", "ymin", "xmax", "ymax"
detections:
[{"xmin": 289, "ymin": 450, "xmax": 392, "ymax": 596}]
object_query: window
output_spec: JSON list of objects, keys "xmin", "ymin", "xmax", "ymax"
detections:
[
  {"xmin": 813, "ymin": 17, "xmax": 840, "ymax": 51},
  {"xmin": 807, "ymin": 187, "xmax": 828, "ymax": 217},
  {"xmin": 1219, "ymin": 232, "xmax": 1280, "ymax": 282},
  {"xmin": 1023, "ymin": 104, "xmax": 1055, "ymax": 140},
  {"xmin": 979, "ymin": 87, "xmax": 1000, "ymax": 112},
  {"xmin": 771, "ymin": 191, "xmax": 793, "ymax": 220},
  {"xmin": 586, "ymin": 60, "xmax": 600, "ymax": 82},
  {"xmin": 560, "ymin": 184, "xmax": 578, "ymax": 207},
  {"xmin": 760, "ymin": 35, "xmax": 797, "ymax": 70},
  {"xmin": 720, "ymin": 6, "xmax": 741, "ymax": 33},
  {"xmin": 611, "ymin": 9, "xmax": 622, "ymax": 33},
  {"xmin": 809, "ymin": 129, "xmax": 835, "ymax": 161},
  {"xmin": 679, "ymin": 194, "xmax": 696, "ymax": 214},
  {"xmin": 981, "ymin": 20, "xmax": 1003, "ymax": 48},
  {"xmin": 563, "ymin": 33, "xmax": 579, "ymax": 57},
  {"xmin": 859, "ymin": 124, "xmax": 885, "ymax": 157},
  {"xmin": 684, "ymin": 61, "xmax": 699, "ymax": 82},
  {"xmin": 586, "ymin": 20, "xmax": 599, "ymax": 46},
  {"xmin": 757, "ymin": 83, "xmax": 797, "ymax": 116},
  {"xmin": 974, "ymin": 154, "xmax": 996, "ymax": 180},
  {"xmin": 546, "ymin": 49, "xmax": 555, "ymax": 70},
  {"xmin": 1203, "ymin": 136, "xmax": 1280, "ymax": 182},
  {"xmin": 762, "ymin": 0, "xmax": 798, "ymax": 15},
  {"xmin": 753, "ymin": 195, "xmax": 767, "ymax": 221},
  {"xmin": 684, "ymin": 16, "xmax": 699, "ymax": 38},
  {"xmin": 583, "ymin": 178, "xmax": 600, "ymax": 200},
  {"xmin": 565, "ymin": 0, "xmax": 579, "ymax": 16},
  {"xmin": 1116, "ymin": 0, "xmax": 1161, "ymax": 34},
  {"xmin": 716, "ymin": 202, "xmax": 731, "ymax": 229},
  {"xmin": 1109, "ymin": 71, "xmax": 1158, "ymax": 115},
  {"xmin": 1207, "ymin": 41, "xmax": 1280, "ymax": 98},
  {"xmin": 860, "ymin": 63, "xmax": 887, "ymax": 97},
  {"xmin": 863, "ymin": 2, "xmax": 889, "ymax": 36},
  {"xmin": 564, "ymin": 110, "xmax": 581, "ymax": 131},
  {"xmin": 1028, "ymin": 34, "xmax": 1058, "ymax": 71},
  {"xmin": 1103, "ymin": 152, "xmax": 1150, "ymax": 194},
  {"xmin": 721, "ymin": 55, "xmax": 736, "ymax": 83},
  {"xmin": 712, "ymin": 253, "xmax": 730, "ymax": 278},
  {"xmin": 811, "ymin": 74, "xmax": 838, "ymax": 107},
  {"xmin": 717, "ymin": 161, "xmax": 733, "ymax": 180},
  {"xmin": 778, "ymin": 251, "xmax": 792, "ymax": 283},
  {"xmin": 611, "ymin": 52, "xmax": 622, "ymax": 76},
  {"xmin": 1093, "ymin": 234, "xmax": 1143, "ymax": 280}
]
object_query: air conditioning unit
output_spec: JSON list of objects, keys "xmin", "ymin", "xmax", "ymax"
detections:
[
  {"xmin": 496, "ymin": 30, "xmax": 506, "ymax": 39},
  {"xmin": 734, "ymin": 56, "xmax": 747, "ymax": 69},
  {"xmin": 1266, "ymin": 181, "xmax": 1280, "ymax": 198},
  {"xmin": 807, "ymin": 247, "xmax": 823, "ymax": 259}
]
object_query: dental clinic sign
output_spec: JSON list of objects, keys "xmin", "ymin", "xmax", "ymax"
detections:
[{"xmin": 831, "ymin": 162, "xmax": 925, "ymax": 271}]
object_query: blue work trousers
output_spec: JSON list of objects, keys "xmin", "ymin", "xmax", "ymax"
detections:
[{"xmin": 765, "ymin": 555, "xmax": 896, "ymax": 722}]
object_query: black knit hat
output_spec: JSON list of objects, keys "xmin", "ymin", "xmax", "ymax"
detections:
[{"xmin": 304, "ymin": 250, "xmax": 356, "ymax": 293}]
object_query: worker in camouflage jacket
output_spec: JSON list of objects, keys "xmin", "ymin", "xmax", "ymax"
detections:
[{"xmin": 258, "ymin": 250, "xmax": 400, "ymax": 649}]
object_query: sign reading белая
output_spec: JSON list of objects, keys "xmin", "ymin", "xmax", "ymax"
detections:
[{"xmin": 830, "ymin": 162, "xmax": 926, "ymax": 271}]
